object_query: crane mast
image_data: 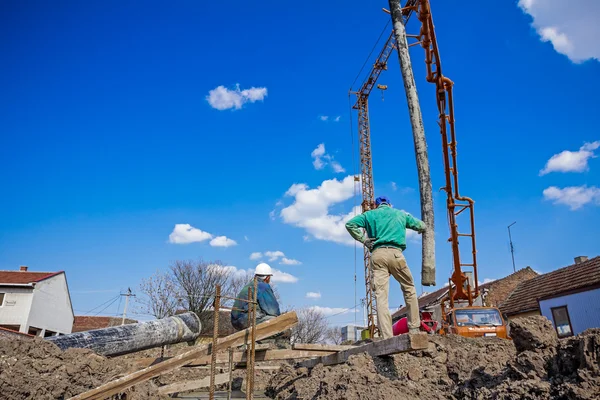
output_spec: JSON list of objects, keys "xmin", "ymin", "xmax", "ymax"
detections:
[{"xmin": 351, "ymin": 3, "xmax": 417, "ymax": 338}]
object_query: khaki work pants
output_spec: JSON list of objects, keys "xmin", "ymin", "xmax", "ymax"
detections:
[{"xmin": 371, "ymin": 247, "xmax": 420, "ymax": 339}]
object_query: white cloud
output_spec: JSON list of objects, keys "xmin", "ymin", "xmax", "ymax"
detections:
[
  {"xmin": 310, "ymin": 143, "xmax": 345, "ymax": 174},
  {"xmin": 249, "ymin": 252, "xmax": 263, "ymax": 260},
  {"xmin": 168, "ymin": 224, "xmax": 236, "ymax": 247},
  {"xmin": 517, "ymin": 0, "xmax": 600, "ymax": 63},
  {"xmin": 391, "ymin": 182, "xmax": 398, "ymax": 191},
  {"xmin": 331, "ymin": 161, "xmax": 346, "ymax": 173},
  {"xmin": 265, "ymin": 250, "xmax": 285, "ymax": 261},
  {"xmin": 206, "ymin": 84, "xmax": 267, "ymax": 110},
  {"xmin": 209, "ymin": 236, "xmax": 237, "ymax": 247},
  {"xmin": 543, "ymin": 185, "xmax": 600, "ymax": 210},
  {"xmin": 280, "ymin": 175, "xmax": 361, "ymax": 245},
  {"xmin": 244, "ymin": 235, "xmax": 249, "ymax": 241},
  {"xmin": 168, "ymin": 224, "xmax": 213, "ymax": 244},
  {"xmin": 270, "ymin": 269, "xmax": 299, "ymax": 283},
  {"xmin": 306, "ymin": 292, "xmax": 321, "ymax": 299},
  {"xmin": 319, "ymin": 115, "xmax": 341, "ymax": 122},
  {"xmin": 308, "ymin": 306, "xmax": 358, "ymax": 316},
  {"xmin": 269, "ymin": 210, "xmax": 277, "ymax": 220},
  {"xmin": 540, "ymin": 141, "xmax": 599, "ymax": 175},
  {"xmin": 311, "ymin": 144, "xmax": 327, "ymax": 170},
  {"xmin": 280, "ymin": 257, "xmax": 302, "ymax": 265}
]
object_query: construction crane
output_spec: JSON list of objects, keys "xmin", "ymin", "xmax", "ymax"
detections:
[
  {"xmin": 350, "ymin": 2, "xmax": 418, "ymax": 339},
  {"xmin": 352, "ymin": 0, "xmax": 508, "ymax": 339}
]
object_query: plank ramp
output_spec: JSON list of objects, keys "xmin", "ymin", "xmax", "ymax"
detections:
[
  {"xmin": 68, "ymin": 311, "xmax": 298, "ymax": 400},
  {"xmin": 158, "ymin": 372, "xmax": 230, "ymax": 395},
  {"xmin": 299, "ymin": 333, "xmax": 429, "ymax": 368}
]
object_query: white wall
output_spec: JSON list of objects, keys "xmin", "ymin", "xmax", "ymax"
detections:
[
  {"xmin": 26, "ymin": 274, "xmax": 74, "ymax": 335},
  {"xmin": 0, "ymin": 286, "xmax": 34, "ymax": 332},
  {"xmin": 539, "ymin": 288, "xmax": 600, "ymax": 336}
]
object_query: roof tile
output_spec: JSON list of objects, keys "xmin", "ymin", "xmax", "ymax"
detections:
[
  {"xmin": 0, "ymin": 270, "xmax": 63, "ymax": 285},
  {"xmin": 499, "ymin": 256, "xmax": 600, "ymax": 316}
]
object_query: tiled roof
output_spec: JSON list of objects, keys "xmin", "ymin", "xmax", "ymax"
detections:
[
  {"xmin": 0, "ymin": 270, "xmax": 63, "ymax": 285},
  {"xmin": 500, "ymin": 256, "xmax": 600, "ymax": 316},
  {"xmin": 392, "ymin": 285, "xmax": 449, "ymax": 319},
  {"xmin": 392, "ymin": 266, "xmax": 538, "ymax": 319},
  {"xmin": 72, "ymin": 316, "xmax": 137, "ymax": 332}
]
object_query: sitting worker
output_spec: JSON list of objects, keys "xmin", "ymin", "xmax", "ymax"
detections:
[
  {"xmin": 231, "ymin": 262, "xmax": 281, "ymax": 331},
  {"xmin": 345, "ymin": 195, "xmax": 426, "ymax": 339}
]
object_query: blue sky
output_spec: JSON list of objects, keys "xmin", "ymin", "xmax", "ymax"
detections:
[{"xmin": 1, "ymin": 0, "xmax": 599, "ymax": 326}]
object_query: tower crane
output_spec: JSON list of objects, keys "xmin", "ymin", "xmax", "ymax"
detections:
[{"xmin": 352, "ymin": 0, "xmax": 508, "ymax": 339}]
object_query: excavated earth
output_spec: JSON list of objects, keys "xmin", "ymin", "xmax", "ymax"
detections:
[
  {"xmin": 1, "ymin": 316, "xmax": 598, "ymax": 399},
  {"xmin": 267, "ymin": 316, "xmax": 600, "ymax": 400},
  {"xmin": 0, "ymin": 335, "xmax": 160, "ymax": 399}
]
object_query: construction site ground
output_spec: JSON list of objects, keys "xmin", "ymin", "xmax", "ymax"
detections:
[{"xmin": 1, "ymin": 316, "xmax": 598, "ymax": 399}]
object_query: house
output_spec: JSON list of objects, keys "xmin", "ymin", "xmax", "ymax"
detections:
[
  {"xmin": 341, "ymin": 325, "xmax": 367, "ymax": 342},
  {"xmin": 0, "ymin": 266, "xmax": 74, "ymax": 336},
  {"xmin": 72, "ymin": 316, "xmax": 137, "ymax": 333},
  {"xmin": 499, "ymin": 256, "xmax": 600, "ymax": 338},
  {"xmin": 392, "ymin": 266, "xmax": 538, "ymax": 323}
]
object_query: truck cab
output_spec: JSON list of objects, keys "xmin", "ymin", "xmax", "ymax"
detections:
[{"xmin": 444, "ymin": 306, "xmax": 508, "ymax": 339}]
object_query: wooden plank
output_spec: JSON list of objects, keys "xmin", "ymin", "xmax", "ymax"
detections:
[
  {"xmin": 68, "ymin": 311, "xmax": 298, "ymax": 400},
  {"xmin": 158, "ymin": 372, "xmax": 230, "ymax": 395},
  {"xmin": 134, "ymin": 349, "xmax": 334, "ymax": 369},
  {"xmin": 292, "ymin": 343, "xmax": 355, "ymax": 352},
  {"xmin": 300, "ymin": 333, "xmax": 428, "ymax": 368}
]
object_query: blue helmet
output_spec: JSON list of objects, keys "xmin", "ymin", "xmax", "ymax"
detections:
[{"xmin": 375, "ymin": 196, "xmax": 390, "ymax": 207}]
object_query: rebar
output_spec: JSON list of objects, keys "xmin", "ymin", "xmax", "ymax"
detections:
[{"xmin": 209, "ymin": 285, "xmax": 221, "ymax": 400}]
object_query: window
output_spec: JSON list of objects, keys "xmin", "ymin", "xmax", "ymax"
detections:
[
  {"xmin": 454, "ymin": 308, "xmax": 504, "ymax": 327},
  {"xmin": 0, "ymin": 293, "xmax": 4, "ymax": 306},
  {"xmin": 551, "ymin": 306, "xmax": 573, "ymax": 338}
]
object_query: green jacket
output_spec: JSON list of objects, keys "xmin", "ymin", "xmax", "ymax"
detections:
[{"xmin": 345, "ymin": 204, "xmax": 425, "ymax": 251}]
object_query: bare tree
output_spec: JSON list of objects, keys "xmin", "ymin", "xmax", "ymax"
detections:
[
  {"xmin": 170, "ymin": 259, "xmax": 233, "ymax": 327},
  {"xmin": 137, "ymin": 270, "xmax": 179, "ymax": 319},
  {"xmin": 326, "ymin": 326, "xmax": 344, "ymax": 345},
  {"xmin": 291, "ymin": 307, "xmax": 329, "ymax": 344}
]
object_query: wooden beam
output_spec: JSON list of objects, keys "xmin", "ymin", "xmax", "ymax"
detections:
[
  {"xmin": 158, "ymin": 372, "xmax": 230, "ymax": 395},
  {"xmin": 300, "ymin": 333, "xmax": 428, "ymax": 368},
  {"xmin": 68, "ymin": 311, "xmax": 298, "ymax": 400},
  {"xmin": 292, "ymin": 343, "xmax": 355, "ymax": 352},
  {"xmin": 134, "ymin": 349, "xmax": 334, "ymax": 369}
]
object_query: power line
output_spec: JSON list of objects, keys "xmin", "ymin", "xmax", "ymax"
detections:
[
  {"xmin": 349, "ymin": 20, "xmax": 391, "ymax": 92},
  {"xmin": 93, "ymin": 296, "xmax": 121, "ymax": 316},
  {"xmin": 80, "ymin": 295, "xmax": 120, "ymax": 315}
]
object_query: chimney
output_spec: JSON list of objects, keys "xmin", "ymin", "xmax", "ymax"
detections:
[
  {"xmin": 19, "ymin": 265, "xmax": 28, "ymax": 272},
  {"xmin": 574, "ymin": 256, "xmax": 588, "ymax": 265}
]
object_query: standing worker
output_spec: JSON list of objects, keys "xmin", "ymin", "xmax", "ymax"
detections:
[
  {"xmin": 345, "ymin": 196, "xmax": 426, "ymax": 338},
  {"xmin": 231, "ymin": 263, "xmax": 281, "ymax": 331}
]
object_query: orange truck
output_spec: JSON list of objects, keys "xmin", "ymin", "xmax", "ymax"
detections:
[{"xmin": 441, "ymin": 306, "xmax": 508, "ymax": 339}]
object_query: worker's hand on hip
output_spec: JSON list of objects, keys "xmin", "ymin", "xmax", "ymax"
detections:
[{"xmin": 363, "ymin": 237, "xmax": 376, "ymax": 251}]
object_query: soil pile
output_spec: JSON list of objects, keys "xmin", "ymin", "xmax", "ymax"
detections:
[
  {"xmin": 266, "ymin": 316, "xmax": 600, "ymax": 400},
  {"xmin": 457, "ymin": 317, "xmax": 600, "ymax": 399},
  {"xmin": 0, "ymin": 335, "xmax": 159, "ymax": 400}
]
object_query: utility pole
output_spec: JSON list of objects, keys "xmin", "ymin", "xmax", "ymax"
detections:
[
  {"xmin": 121, "ymin": 287, "xmax": 136, "ymax": 325},
  {"xmin": 508, "ymin": 222, "xmax": 517, "ymax": 272},
  {"xmin": 388, "ymin": 0, "xmax": 436, "ymax": 286}
]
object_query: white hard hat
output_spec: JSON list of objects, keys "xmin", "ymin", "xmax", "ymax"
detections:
[{"xmin": 255, "ymin": 263, "xmax": 273, "ymax": 276}]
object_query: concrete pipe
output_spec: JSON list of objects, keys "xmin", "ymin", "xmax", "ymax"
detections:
[{"xmin": 47, "ymin": 312, "xmax": 201, "ymax": 357}]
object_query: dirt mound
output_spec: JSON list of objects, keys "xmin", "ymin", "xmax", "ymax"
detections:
[
  {"xmin": 0, "ymin": 335, "xmax": 160, "ymax": 400},
  {"xmin": 266, "ymin": 316, "xmax": 600, "ymax": 400},
  {"xmin": 266, "ymin": 334, "xmax": 515, "ymax": 399}
]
